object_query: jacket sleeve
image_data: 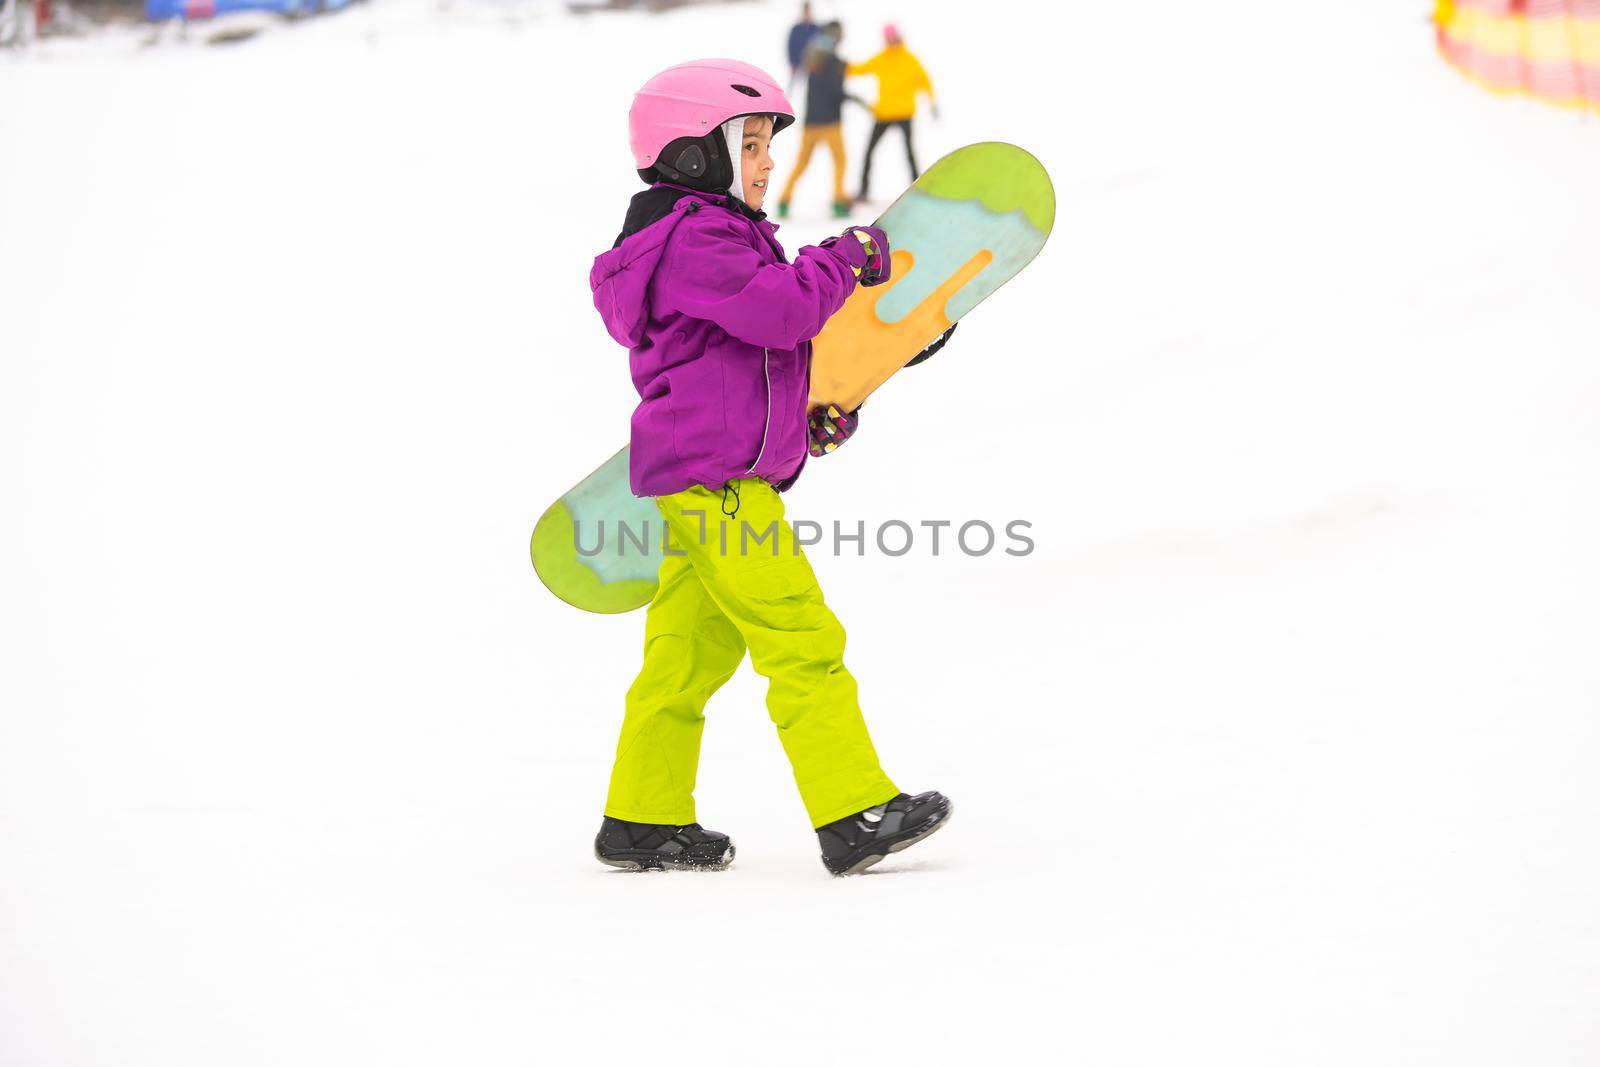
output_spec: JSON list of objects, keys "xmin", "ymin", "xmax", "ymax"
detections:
[
  {"xmin": 787, "ymin": 25, "xmax": 809, "ymax": 68},
  {"xmin": 656, "ymin": 212, "xmax": 863, "ymax": 351},
  {"xmin": 846, "ymin": 52, "xmax": 880, "ymax": 76}
]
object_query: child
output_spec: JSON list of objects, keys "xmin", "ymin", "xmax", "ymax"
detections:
[{"xmin": 588, "ymin": 58, "xmax": 952, "ymax": 876}]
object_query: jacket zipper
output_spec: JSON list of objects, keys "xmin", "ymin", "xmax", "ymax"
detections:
[{"xmin": 744, "ymin": 347, "xmax": 773, "ymax": 476}]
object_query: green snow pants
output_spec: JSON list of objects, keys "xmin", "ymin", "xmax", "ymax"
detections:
[{"xmin": 604, "ymin": 478, "xmax": 900, "ymax": 829}]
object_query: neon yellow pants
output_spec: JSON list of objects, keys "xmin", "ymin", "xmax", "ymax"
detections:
[{"xmin": 604, "ymin": 479, "xmax": 900, "ymax": 829}]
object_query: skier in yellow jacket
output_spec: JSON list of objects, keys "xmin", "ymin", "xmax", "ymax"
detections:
[{"xmin": 847, "ymin": 23, "xmax": 937, "ymax": 202}]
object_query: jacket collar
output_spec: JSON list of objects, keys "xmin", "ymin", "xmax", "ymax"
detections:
[{"xmin": 653, "ymin": 183, "xmax": 772, "ymax": 226}]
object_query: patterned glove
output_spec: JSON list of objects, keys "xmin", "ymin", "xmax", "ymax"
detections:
[
  {"xmin": 822, "ymin": 225, "xmax": 891, "ymax": 287},
  {"xmin": 807, "ymin": 403, "xmax": 861, "ymax": 457},
  {"xmin": 846, "ymin": 225, "xmax": 891, "ymax": 287}
]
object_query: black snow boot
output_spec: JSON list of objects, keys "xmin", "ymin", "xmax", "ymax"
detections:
[
  {"xmin": 816, "ymin": 791, "xmax": 953, "ymax": 876},
  {"xmin": 593, "ymin": 816, "xmax": 735, "ymax": 871}
]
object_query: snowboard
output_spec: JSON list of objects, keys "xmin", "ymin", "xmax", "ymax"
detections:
[{"xmin": 532, "ymin": 142, "xmax": 1055, "ymax": 614}]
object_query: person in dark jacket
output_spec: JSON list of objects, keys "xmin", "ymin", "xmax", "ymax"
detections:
[
  {"xmin": 777, "ymin": 21, "xmax": 854, "ymax": 218},
  {"xmin": 785, "ymin": 2, "xmax": 819, "ymax": 88}
]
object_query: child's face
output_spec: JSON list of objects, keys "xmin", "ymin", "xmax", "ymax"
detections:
[{"xmin": 740, "ymin": 116, "xmax": 775, "ymax": 211}]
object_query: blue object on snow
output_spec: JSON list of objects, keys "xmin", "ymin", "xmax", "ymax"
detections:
[{"xmin": 146, "ymin": 0, "xmax": 352, "ymax": 22}]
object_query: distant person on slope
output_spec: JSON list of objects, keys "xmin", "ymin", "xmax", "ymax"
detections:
[
  {"xmin": 588, "ymin": 59, "xmax": 953, "ymax": 877},
  {"xmin": 848, "ymin": 23, "xmax": 938, "ymax": 202},
  {"xmin": 777, "ymin": 21, "xmax": 857, "ymax": 219},
  {"xmin": 785, "ymin": 2, "xmax": 820, "ymax": 89}
]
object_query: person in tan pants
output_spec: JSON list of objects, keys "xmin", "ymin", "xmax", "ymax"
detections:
[{"xmin": 778, "ymin": 21, "xmax": 854, "ymax": 218}]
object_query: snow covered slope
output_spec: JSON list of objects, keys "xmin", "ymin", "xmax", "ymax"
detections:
[{"xmin": 3, "ymin": 1, "xmax": 1599, "ymax": 1064}]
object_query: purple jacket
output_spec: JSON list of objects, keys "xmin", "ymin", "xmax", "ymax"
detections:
[{"xmin": 590, "ymin": 188, "xmax": 867, "ymax": 497}]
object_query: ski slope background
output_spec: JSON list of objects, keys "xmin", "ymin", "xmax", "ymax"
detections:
[{"xmin": 3, "ymin": 1, "xmax": 1600, "ymax": 1064}]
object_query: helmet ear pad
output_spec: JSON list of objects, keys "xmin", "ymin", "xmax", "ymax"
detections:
[
  {"xmin": 643, "ymin": 131, "xmax": 734, "ymax": 193},
  {"xmin": 674, "ymin": 142, "xmax": 709, "ymax": 178}
]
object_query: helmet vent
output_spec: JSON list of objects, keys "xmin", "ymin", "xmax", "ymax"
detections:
[{"xmin": 730, "ymin": 84, "xmax": 761, "ymax": 98}]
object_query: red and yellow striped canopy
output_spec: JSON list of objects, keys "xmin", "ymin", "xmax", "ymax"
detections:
[{"xmin": 1435, "ymin": 0, "xmax": 1600, "ymax": 114}]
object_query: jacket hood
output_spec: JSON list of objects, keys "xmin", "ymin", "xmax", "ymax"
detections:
[
  {"xmin": 591, "ymin": 186, "xmax": 766, "ymax": 349},
  {"xmin": 590, "ymin": 194, "xmax": 698, "ymax": 348}
]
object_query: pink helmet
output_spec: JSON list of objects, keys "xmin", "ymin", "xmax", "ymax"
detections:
[{"xmin": 628, "ymin": 59, "xmax": 795, "ymax": 185}]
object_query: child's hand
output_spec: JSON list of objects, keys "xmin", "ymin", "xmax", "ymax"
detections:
[
  {"xmin": 823, "ymin": 225, "xmax": 892, "ymax": 287},
  {"xmin": 807, "ymin": 403, "xmax": 861, "ymax": 456},
  {"xmin": 847, "ymin": 225, "xmax": 892, "ymax": 287}
]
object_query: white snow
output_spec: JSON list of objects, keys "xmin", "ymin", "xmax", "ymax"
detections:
[{"xmin": 3, "ymin": 1, "xmax": 1600, "ymax": 1064}]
